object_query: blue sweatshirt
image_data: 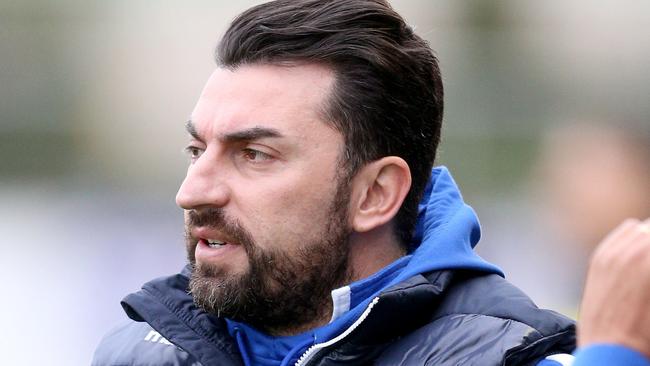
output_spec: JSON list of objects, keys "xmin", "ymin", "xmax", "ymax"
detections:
[{"xmin": 536, "ymin": 345, "xmax": 650, "ymax": 366}]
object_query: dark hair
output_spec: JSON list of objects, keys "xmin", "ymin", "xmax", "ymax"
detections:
[{"xmin": 217, "ymin": 0, "xmax": 443, "ymax": 247}]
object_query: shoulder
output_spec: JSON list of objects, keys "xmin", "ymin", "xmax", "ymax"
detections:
[
  {"xmin": 438, "ymin": 272, "xmax": 576, "ymax": 335},
  {"xmin": 92, "ymin": 319, "xmax": 202, "ymax": 366},
  {"xmin": 377, "ymin": 272, "xmax": 576, "ymax": 366}
]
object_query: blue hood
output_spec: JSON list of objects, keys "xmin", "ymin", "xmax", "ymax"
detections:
[
  {"xmin": 402, "ymin": 165, "xmax": 503, "ymax": 279},
  {"xmin": 310, "ymin": 165, "xmax": 503, "ymax": 340},
  {"xmin": 227, "ymin": 166, "xmax": 503, "ymax": 366}
]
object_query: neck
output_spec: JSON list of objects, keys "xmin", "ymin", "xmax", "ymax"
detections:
[
  {"xmin": 266, "ymin": 302, "xmax": 334, "ymax": 336},
  {"xmin": 267, "ymin": 226, "xmax": 404, "ymax": 336},
  {"xmin": 346, "ymin": 226, "xmax": 406, "ymax": 282}
]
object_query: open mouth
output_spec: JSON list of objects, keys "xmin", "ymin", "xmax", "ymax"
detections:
[
  {"xmin": 205, "ymin": 238, "xmax": 227, "ymax": 248},
  {"xmin": 191, "ymin": 227, "xmax": 243, "ymax": 256}
]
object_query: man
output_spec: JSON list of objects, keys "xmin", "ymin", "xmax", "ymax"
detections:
[{"xmin": 93, "ymin": 1, "xmax": 576, "ymax": 365}]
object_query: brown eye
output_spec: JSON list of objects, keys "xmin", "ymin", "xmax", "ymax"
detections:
[
  {"xmin": 242, "ymin": 148, "xmax": 272, "ymax": 163},
  {"xmin": 183, "ymin": 146, "xmax": 204, "ymax": 162}
]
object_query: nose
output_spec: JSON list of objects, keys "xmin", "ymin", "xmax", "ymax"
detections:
[{"xmin": 176, "ymin": 153, "xmax": 230, "ymax": 210}]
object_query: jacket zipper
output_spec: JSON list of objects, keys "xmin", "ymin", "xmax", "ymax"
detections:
[{"xmin": 294, "ymin": 297, "xmax": 380, "ymax": 366}]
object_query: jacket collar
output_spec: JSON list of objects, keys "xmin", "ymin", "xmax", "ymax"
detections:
[{"xmin": 121, "ymin": 265, "xmax": 244, "ymax": 366}]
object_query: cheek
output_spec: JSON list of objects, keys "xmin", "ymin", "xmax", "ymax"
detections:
[{"xmin": 244, "ymin": 178, "xmax": 340, "ymax": 246}]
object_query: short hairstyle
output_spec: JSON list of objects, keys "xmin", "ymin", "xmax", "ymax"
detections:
[{"xmin": 217, "ymin": 0, "xmax": 444, "ymax": 247}]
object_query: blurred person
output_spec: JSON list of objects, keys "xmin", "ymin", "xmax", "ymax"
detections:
[
  {"xmin": 535, "ymin": 120, "xmax": 650, "ymax": 312},
  {"xmin": 479, "ymin": 120, "xmax": 650, "ymax": 316},
  {"xmin": 574, "ymin": 218, "xmax": 650, "ymax": 366},
  {"xmin": 536, "ymin": 121, "xmax": 650, "ymax": 253},
  {"xmin": 92, "ymin": 1, "xmax": 578, "ymax": 365}
]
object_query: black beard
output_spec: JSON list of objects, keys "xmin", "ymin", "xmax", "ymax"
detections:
[{"xmin": 186, "ymin": 182, "xmax": 352, "ymax": 334}]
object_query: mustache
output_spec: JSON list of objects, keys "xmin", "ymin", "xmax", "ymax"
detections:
[{"xmin": 185, "ymin": 208, "xmax": 255, "ymax": 249}]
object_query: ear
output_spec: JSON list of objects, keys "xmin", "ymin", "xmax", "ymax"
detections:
[{"xmin": 350, "ymin": 157, "xmax": 412, "ymax": 233}]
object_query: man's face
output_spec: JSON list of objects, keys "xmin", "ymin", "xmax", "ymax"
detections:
[{"xmin": 176, "ymin": 64, "xmax": 352, "ymax": 332}]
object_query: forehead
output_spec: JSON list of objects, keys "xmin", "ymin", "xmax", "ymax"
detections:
[{"xmin": 191, "ymin": 63, "xmax": 336, "ymax": 137}]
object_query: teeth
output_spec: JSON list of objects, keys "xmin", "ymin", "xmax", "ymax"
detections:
[{"xmin": 206, "ymin": 239, "xmax": 226, "ymax": 247}]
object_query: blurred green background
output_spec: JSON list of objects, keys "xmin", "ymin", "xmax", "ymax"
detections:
[{"xmin": 1, "ymin": 1, "xmax": 649, "ymax": 364}]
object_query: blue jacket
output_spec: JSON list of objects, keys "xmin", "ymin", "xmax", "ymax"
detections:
[{"xmin": 92, "ymin": 167, "xmax": 644, "ymax": 365}]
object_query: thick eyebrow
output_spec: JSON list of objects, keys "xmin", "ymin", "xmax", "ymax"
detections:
[
  {"xmin": 185, "ymin": 120, "xmax": 201, "ymax": 141},
  {"xmin": 219, "ymin": 126, "xmax": 284, "ymax": 143},
  {"xmin": 185, "ymin": 120, "xmax": 284, "ymax": 143}
]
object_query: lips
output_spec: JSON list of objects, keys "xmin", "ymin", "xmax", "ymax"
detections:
[
  {"xmin": 205, "ymin": 238, "xmax": 226, "ymax": 248},
  {"xmin": 191, "ymin": 227, "xmax": 241, "ymax": 247},
  {"xmin": 191, "ymin": 227, "xmax": 245, "ymax": 267},
  {"xmin": 193, "ymin": 233, "xmax": 245, "ymax": 265}
]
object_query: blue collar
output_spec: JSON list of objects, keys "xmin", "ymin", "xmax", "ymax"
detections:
[{"xmin": 225, "ymin": 256, "xmax": 411, "ymax": 366}]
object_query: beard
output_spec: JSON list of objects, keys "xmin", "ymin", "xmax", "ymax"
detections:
[{"xmin": 186, "ymin": 180, "xmax": 352, "ymax": 334}]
